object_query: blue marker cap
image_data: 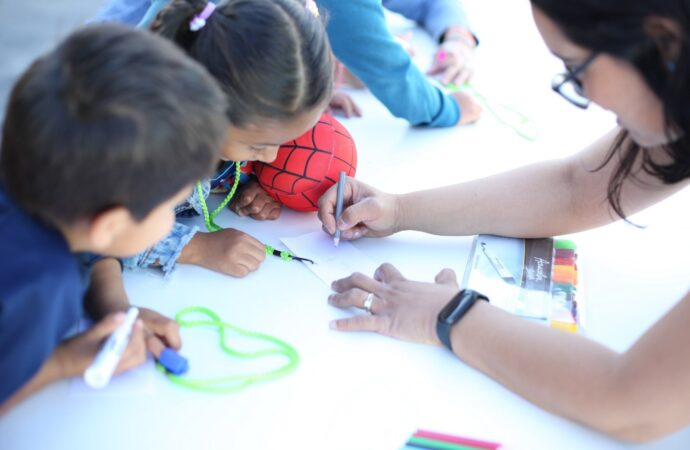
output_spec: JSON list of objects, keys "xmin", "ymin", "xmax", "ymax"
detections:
[{"xmin": 158, "ymin": 348, "xmax": 189, "ymax": 375}]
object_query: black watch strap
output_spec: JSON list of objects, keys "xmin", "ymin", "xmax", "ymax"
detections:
[{"xmin": 436, "ymin": 289, "xmax": 489, "ymax": 351}]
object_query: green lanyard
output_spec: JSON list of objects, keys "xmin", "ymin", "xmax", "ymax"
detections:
[
  {"xmin": 158, "ymin": 306, "xmax": 299, "ymax": 393},
  {"xmin": 195, "ymin": 163, "xmax": 314, "ymax": 264},
  {"xmin": 448, "ymin": 82, "xmax": 538, "ymax": 142}
]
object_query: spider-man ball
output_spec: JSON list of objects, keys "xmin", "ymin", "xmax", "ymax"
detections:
[{"xmin": 253, "ymin": 113, "xmax": 357, "ymax": 211}]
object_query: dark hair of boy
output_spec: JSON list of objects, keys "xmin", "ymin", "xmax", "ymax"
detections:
[
  {"xmin": 0, "ymin": 23, "xmax": 229, "ymax": 225},
  {"xmin": 151, "ymin": 0, "xmax": 333, "ymax": 127},
  {"xmin": 531, "ymin": 0, "xmax": 690, "ymax": 220}
]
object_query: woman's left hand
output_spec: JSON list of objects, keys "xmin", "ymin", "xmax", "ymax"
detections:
[{"xmin": 328, "ymin": 263, "xmax": 460, "ymax": 345}]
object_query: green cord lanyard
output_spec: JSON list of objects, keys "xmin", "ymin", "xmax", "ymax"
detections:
[
  {"xmin": 195, "ymin": 163, "xmax": 314, "ymax": 264},
  {"xmin": 157, "ymin": 306, "xmax": 299, "ymax": 393},
  {"xmin": 448, "ymin": 82, "xmax": 539, "ymax": 142}
]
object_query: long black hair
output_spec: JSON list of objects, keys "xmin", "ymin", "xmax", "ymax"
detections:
[
  {"xmin": 151, "ymin": 0, "xmax": 333, "ymax": 128},
  {"xmin": 532, "ymin": 0, "xmax": 690, "ymax": 219}
]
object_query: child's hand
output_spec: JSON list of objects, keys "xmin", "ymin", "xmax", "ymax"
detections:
[
  {"xmin": 179, "ymin": 228, "xmax": 266, "ymax": 277},
  {"xmin": 327, "ymin": 91, "xmax": 363, "ymax": 118},
  {"xmin": 452, "ymin": 90, "xmax": 482, "ymax": 125},
  {"xmin": 230, "ymin": 179, "xmax": 282, "ymax": 220},
  {"xmin": 137, "ymin": 308, "xmax": 182, "ymax": 358},
  {"xmin": 53, "ymin": 313, "xmax": 146, "ymax": 378}
]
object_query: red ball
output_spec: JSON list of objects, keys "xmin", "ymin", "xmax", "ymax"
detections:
[{"xmin": 253, "ymin": 113, "xmax": 357, "ymax": 211}]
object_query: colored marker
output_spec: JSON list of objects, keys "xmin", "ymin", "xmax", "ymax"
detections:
[
  {"xmin": 84, "ymin": 307, "xmax": 139, "ymax": 389},
  {"xmin": 414, "ymin": 429, "xmax": 502, "ymax": 450},
  {"xmin": 333, "ymin": 171, "xmax": 346, "ymax": 247},
  {"xmin": 480, "ymin": 242, "xmax": 517, "ymax": 285}
]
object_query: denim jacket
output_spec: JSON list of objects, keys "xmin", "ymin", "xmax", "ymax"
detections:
[{"xmin": 123, "ymin": 161, "xmax": 250, "ymax": 276}]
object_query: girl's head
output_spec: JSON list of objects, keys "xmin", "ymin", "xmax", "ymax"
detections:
[
  {"xmin": 530, "ymin": 0, "xmax": 690, "ymax": 218},
  {"xmin": 152, "ymin": 0, "xmax": 333, "ymax": 163}
]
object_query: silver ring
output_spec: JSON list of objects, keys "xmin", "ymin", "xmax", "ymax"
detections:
[{"xmin": 363, "ymin": 292, "xmax": 375, "ymax": 314}]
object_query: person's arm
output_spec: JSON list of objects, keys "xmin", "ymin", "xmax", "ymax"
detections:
[
  {"xmin": 85, "ymin": 258, "xmax": 182, "ymax": 355},
  {"xmin": 319, "ymin": 128, "xmax": 690, "ymax": 240},
  {"xmin": 329, "ymin": 264, "xmax": 690, "ymax": 442},
  {"xmin": 0, "ymin": 313, "xmax": 145, "ymax": 415},
  {"xmin": 452, "ymin": 289, "xmax": 690, "ymax": 442},
  {"xmin": 317, "ymin": 0, "xmax": 464, "ymax": 127},
  {"xmin": 383, "ymin": 0, "xmax": 477, "ymax": 83}
]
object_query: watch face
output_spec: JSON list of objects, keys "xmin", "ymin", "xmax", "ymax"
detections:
[{"xmin": 440, "ymin": 290, "xmax": 472, "ymax": 323}]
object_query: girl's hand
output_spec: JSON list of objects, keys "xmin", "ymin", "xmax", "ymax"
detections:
[
  {"xmin": 180, "ymin": 228, "xmax": 266, "ymax": 277},
  {"xmin": 230, "ymin": 179, "xmax": 281, "ymax": 220},
  {"xmin": 328, "ymin": 264, "xmax": 460, "ymax": 345},
  {"xmin": 327, "ymin": 91, "xmax": 363, "ymax": 118}
]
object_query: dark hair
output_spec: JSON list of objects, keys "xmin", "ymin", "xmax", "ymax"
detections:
[
  {"xmin": 151, "ymin": 0, "xmax": 333, "ymax": 128},
  {"xmin": 0, "ymin": 23, "xmax": 228, "ymax": 224},
  {"xmin": 531, "ymin": 0, "xmax": 690, "ymax": 219}
]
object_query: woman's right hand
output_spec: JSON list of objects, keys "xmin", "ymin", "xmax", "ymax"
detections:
[
  {"xmin": 317, "ymin": 177, "xmax": 402, "ymax": 241},
  {"xmin": 179, "ymin": 228, "xmax": 266, "ymax": 277}
]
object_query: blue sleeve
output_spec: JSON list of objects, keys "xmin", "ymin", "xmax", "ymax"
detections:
[
  {"xmin": 90, "ymin": 0, "xmax": 152, "ymax": 25},
  {"xmin": 382, "ymin": 0, "xmax": 470, "ymax": 42},
  {"xmin": 317, "ymin": 0, "xmax": 460, "ymax": 127},
  {"xmin": 0, "ymin": 263, "xmax": 83, "ymax": 404}
]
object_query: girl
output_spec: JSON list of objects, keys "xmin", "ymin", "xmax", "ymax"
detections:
[
  {"xmin": 125, "ymin": 0, "xmax": 333, "ymax": 277},
  {"xmin": 318, "ymin": 0, "xmax": 690, "ymax": 442}
]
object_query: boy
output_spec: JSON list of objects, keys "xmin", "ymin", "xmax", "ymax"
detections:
[{"xmin": 0, "ymin": 23, "xmax": 228, "ymax": 411}]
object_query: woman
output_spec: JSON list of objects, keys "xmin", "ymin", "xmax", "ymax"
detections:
[{"xmin": 317, "ymin": 0, "xmax": 690, "ymax": 442}]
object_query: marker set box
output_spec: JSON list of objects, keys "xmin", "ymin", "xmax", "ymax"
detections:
[{"xmin": 461, "ymin": 234, "xmax": 585, "ymax": 333}]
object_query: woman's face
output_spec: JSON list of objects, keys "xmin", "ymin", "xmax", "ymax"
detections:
[
  {"xmin": 533, "ymin": 6, "xmax": 669, "ymax": 147},
  {"xmin": 222, "ymin": 106, "xmax": 325, "ymax": 163}
]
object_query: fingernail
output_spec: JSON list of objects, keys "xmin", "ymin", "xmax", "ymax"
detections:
[
  {"xmin": 112, "ymin": 312, "xmax": 126, "ymax": 322},
  {"xmin": 329, "ymin": 321, "xmax": 337, "ymax": 329},
  {"xmin": 328, "ymin": 294, "xmax": 334, "ymax": 301}
]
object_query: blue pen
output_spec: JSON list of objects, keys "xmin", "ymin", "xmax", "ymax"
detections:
[{"xmin": 333, "ymin": 171, "xmax": 346, "ymax": 247}]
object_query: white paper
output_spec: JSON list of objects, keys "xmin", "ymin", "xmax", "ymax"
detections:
[{"xmin": 281, "ymin": 231, "xmax": 379, "ymax": 286}]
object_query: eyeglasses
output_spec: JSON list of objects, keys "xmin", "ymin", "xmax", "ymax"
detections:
[{"xmin": 551, "ymin": 53, "xmax": 598, "ymax": 109}]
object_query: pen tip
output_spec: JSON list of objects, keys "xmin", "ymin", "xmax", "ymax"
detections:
[{"xmin": 333, "ymin": 237, "xmax": 340, "ymax": 247}]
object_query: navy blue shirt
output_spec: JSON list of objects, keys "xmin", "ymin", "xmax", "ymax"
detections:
[{"xmin": 0, "ymin": 185, "xmax": 86, "ymax": 403}]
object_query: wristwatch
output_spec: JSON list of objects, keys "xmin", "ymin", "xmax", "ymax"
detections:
[{"xmin": 436, "ymin": 289, "xmax": 489, "ymax": 351}]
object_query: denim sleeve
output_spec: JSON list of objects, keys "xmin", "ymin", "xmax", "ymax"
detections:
[
  {"xmin": 382, "ymin": 0, "xmax": 470, "ymax": 42},
  {"xmin": 122, "ymin": 180, "xmax": 210, "ymax": 275},
  {"xmin": 122, "ymin": 222, "xmax": 199, "ymax": 276},
  {"xmin": 317, "ymin": 0, "xmax": 460, "ymax": 127}
]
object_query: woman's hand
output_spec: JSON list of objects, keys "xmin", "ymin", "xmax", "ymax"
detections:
[
  {"xmin": 328, "ymin": 263, "xmax": 460, "ymax": 345},
  {"xmin": 317, "ymin": 177, "xmax": 402, "ymax": 241}
]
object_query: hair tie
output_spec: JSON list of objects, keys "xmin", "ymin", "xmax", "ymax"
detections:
[
  {"xmin": 189, "ymin": 2, "xmax": 216, "ymax": 32},
  {"xmin": 305, "ymin": 0, "xmax": 319, "ymax": 17}
]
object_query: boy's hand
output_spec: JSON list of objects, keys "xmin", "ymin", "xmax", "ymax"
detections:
[
  {"xmin": 180, "ymin": 228, "xmax": 266, "ymax": 277},
  {"xmin": 53, "ymin": 313, "xmax": 146, "ymax": 379},
  {"xmin": 229, "ymin": 179, "xmax": 282, "ymax": 220},
  {"xmin": 137, "ymin": 308, "xmax": 182, "ymax": 358}
]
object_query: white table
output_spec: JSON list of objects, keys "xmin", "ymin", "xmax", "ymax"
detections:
[{"xmin": 2, "ymin": 1, "xmax": 690, "ymax": 449}]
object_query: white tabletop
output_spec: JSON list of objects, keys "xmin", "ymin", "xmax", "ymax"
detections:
[{"xmin": 2, "ymin": 1, "xmax": 690, "ymax": 449}]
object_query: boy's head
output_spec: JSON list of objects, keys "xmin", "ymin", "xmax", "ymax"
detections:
[{"xmin": 0, "ymin": 24, "xmax": 229, "ymax": 256}]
